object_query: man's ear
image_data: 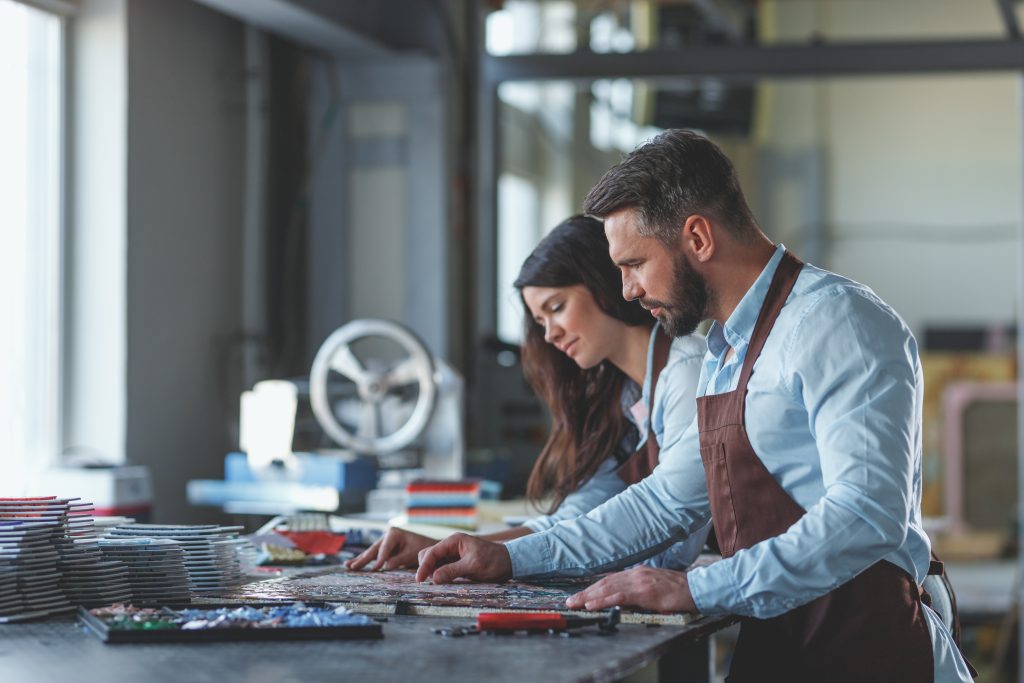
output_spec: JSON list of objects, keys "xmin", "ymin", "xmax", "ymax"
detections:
[{"xmin": 680, "ymin": 214, "xmax": 715, "ymax": 263}]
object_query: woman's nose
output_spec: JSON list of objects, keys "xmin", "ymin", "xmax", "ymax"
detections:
[{"xmin": 544, "ymin": 321, "xmax": 562, "ymax": 344}]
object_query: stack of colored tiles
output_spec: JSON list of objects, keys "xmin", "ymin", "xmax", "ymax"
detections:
[
  {"xmin": 0, "ymin": 497, "xmax": 80, "ymax": 621},
  {"xmin": 105, "ymin": 524, "xmax": 246, "ymax": 594},
  {"xmin": 97, "ymin": 538, "xmax": 193, "ymax": 604},
  {"xmin": 405, "ymin": 480, "xmax": 480, "ymax": 530},
  {"xmin": 49, "ymin": 498, "xmax": 134, "ymax": 607}
]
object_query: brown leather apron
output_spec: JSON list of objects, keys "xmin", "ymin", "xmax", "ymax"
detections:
[
  {"xmin": 696, "ymin": 251, "xmax": 938, "ymax": 683},
  {"xmin": 618, "ymin": 328, "xmax": 672, "ymax": 485}
]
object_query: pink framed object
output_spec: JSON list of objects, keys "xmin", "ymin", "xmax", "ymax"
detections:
[{"xmin": 942, "ymin": 381, "xmax": 1018, "ymax": 533}]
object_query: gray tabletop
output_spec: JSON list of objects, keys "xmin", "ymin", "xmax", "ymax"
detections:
[{"xmin": 0, "ymin": 611, "xmax": 733, "ymax": 683}]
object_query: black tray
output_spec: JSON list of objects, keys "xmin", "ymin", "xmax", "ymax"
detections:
[{"xmin": 78, "ymin": 603, "xmax": 383, "ymax": 644}]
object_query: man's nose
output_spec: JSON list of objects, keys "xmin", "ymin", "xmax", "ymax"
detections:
[{"xmin": 622, "ymin": 276, "xmax": 643, "ymax": 302}]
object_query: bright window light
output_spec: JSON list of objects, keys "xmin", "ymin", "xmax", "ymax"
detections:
[
  {"xmin": 486, "ymin": 0, "xmax": 577, "ymax": 55},
  {"xmin": 0, "ymin": 0, "xmax": 65, "ymax": 494},
  {"xmin": 497, "ymin": 174, "xmax": 540, "ymax": 344}
]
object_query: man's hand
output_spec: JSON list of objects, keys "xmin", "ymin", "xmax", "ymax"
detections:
[
  {"xmin": 415, "ymin": 533, "xmax": 513, "ymax": 584},
  {"xmin": 344, "ymin": 528, "xmax": 436, "ymax": 571},
  {"xmin": 564, "ymin": 566, "xmax": 697, "ymax": 613}
]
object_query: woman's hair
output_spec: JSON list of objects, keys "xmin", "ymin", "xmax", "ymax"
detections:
[{"xmin": 514, "ymin": 215, "xmax": 652, "ymax": 513}]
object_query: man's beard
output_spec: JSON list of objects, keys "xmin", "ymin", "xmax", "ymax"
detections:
[{"xmin": 642, "ymin": 254, "xmax": 711, "ymax": 338}]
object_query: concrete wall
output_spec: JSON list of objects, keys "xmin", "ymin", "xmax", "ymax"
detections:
[
  {"xmin": 823, "ymin": 73, "xmax": 1019, "ymax": 334},
  {"xmin": 758, "ymin": 0, "xmax": 1021, "ymax": 335},
  {"xmin": 307, "ymin": 59, "xmax": 451, "ymax": 364},
  {"xmin": 124, "ymin": 0, "xmax": 245, "ymax": 523}
]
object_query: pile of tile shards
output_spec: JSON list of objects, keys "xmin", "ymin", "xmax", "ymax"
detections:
[
  {"xmin": 105, "ymin": 524, "xmax": 246, "ymax": 594},
  {"xmin": 0, "ymin": 497, "xmax": 81, "ymax": 621},
  {"xmin": 81, "ymin": 602, "xmax": 383, "ymax": 643}
]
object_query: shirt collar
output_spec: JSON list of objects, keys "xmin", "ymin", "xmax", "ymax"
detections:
[{"xmin": 706, "ymin": 244, "xmax": 786, "ymax": 358}]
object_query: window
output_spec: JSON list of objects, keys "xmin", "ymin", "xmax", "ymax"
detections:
[
  {"xmin": 496, "ymin": 174, "xmax": 540, "ymax": 344},
  {"xmin": 0, "ymin": 0, "xmax": 66, "ymax": 493}
]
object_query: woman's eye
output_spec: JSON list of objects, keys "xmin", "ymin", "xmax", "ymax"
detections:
[{"xmin": 550, "ymin": 304, "xmax": 562, "ymax": 313}]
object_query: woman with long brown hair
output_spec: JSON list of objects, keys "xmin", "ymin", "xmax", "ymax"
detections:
[{"xmin": 347, "ymin": 215, "xmax": 709, "ymax": 571}]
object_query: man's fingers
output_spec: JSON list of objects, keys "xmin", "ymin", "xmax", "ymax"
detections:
[
  {"xmin": 565, "ymin": 576, "xmax": 617, "ymax": 609},
  {"xmin": 569, "ymin": 568, "xmax": 693, "ymax": 614},
  {"xmin": 430, "ymin": 558, "xmax": 472, "ymax": 585},
  {"xmin": 416, "ymin": 535, "xmax": 467, "ymax": 582},
  {"xmin": 584, "ymin": 591, "xmax": 625, "ymax": 611},
  {"xmin": 565, "ymin": 572, "xmax": 639, "ymax": 608},
  {"xmin": 567, "ymin": 578, "xmax": 629, "ymax": 611},
  {"xmin": 416, "ymin": 542, "xmax": 447, "ymax": 582}
]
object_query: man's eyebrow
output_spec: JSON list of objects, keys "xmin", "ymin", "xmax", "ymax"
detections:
[{"xmin": 614, "ymin": 256, "xmax": 643, "ymax": 267}]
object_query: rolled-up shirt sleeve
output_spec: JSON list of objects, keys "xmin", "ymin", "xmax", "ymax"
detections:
[{"xmin": 687, "ymin": 289, "xmax": 921, "ymax": 617}]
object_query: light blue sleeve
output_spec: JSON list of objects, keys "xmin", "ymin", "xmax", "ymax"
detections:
[
  {"xmin": 522, "ymin": 458, "xmax": 627, "ymax": 534},
  {"xmin": 639, "ymin": 518, "xmax": 711, "ymax": 569},
  {"xmin": 640, "ymin": 349, "xmax": 709, "ymax": 569},
  {"xmin": 506, "ymin": 411, "xmax": 711, "ymax": 578},
  {"xmin": 687, "ymin": 289, "xmax": 922, "ymax": 618},
  {"xmin": 649, "ymin": 348, "xmax": 703, "ymax": 453}
]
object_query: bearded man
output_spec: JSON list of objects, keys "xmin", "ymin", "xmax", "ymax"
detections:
[{"xmin": 417, "ymin": 130, "xmax": 973, "ymax": 682}]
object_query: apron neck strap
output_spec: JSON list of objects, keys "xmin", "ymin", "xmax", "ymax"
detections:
[{"xmin": 736, "ymin": 250, "xmax": 804, "ymax": 391}]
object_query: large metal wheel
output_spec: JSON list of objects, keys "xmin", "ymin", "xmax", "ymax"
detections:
[{"xmin": 309, "ymin": 319, "xmax": 437, "ymax": 455}]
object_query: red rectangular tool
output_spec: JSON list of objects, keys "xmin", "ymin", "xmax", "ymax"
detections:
[{"xmin": 476, "ymin": 608, "xmax": 619, "ymax": 633}]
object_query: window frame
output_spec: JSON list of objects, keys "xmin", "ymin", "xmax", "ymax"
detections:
[{"xmin": 0, "ymin": 0, "xmax": 73, "ymax": 489}]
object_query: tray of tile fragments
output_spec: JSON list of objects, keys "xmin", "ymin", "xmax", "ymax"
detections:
[{"xmin": 78, "ymin": 602, "xmax": 383, "ymax": 643}]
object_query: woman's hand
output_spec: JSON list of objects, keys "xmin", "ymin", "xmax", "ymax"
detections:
[{"xmin": 344, "ymin": 528, "xmax": 437, "ymax": 571}]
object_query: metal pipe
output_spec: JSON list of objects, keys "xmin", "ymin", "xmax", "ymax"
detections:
[
  {"xmin": 242, "ymin": 24, "xmax": 268, "ymax": 390},
  {"xmin": 1017, "ymin": 66, "xmax": 1024, "ymax": 683}
]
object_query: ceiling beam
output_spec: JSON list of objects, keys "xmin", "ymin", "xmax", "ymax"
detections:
[
  {"xmin": 192, "ymin": 0, "xmax": 389, "ymax": 58},
  {"xmin": 483, "ymin": 39, "xmax": 1024, "ymax": 84}
]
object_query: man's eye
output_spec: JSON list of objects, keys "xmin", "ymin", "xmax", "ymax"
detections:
[{"xmin": 550, "ymin": 303, "xmax": 562, "ymax": 313}]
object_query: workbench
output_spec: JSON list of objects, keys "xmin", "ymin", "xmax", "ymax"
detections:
[{"xmin": 0, "ymin": 610, "xmax": 734, "ymax": 683}]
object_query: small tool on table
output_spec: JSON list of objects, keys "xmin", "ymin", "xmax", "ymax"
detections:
[{"xmin": 433, "ymin": 607, "xmax": 620, "ymax": 638}]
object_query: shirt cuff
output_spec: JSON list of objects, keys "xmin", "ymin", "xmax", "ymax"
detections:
[
  {"xmin": 521, "ymin": 517, "xmax": 551, "ymax": 534},
  {"xmin": 505, "ymin": 533, "xmax": 554, "ymax": 578},
  {"xmin": 686, "ymin": 560, "xmax": 743, "ymax": 616}
]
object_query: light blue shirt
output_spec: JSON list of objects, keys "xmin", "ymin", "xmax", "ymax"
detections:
[
  {"xmin": 506, "ymin": 246, "xmax": 971, "ymax": 681},
  {"xmin": 523, "ymin": 324, "xmax": 710, "ymax": 569}
]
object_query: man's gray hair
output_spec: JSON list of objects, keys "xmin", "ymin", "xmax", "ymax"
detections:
[{"xmin": 582, "ymin": 129, "xmax": 760, "ymax": 245}]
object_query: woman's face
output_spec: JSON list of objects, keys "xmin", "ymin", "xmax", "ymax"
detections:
[{"xmin": 521, "ymin": 284, "xmax": 624, "ymax": 370}]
